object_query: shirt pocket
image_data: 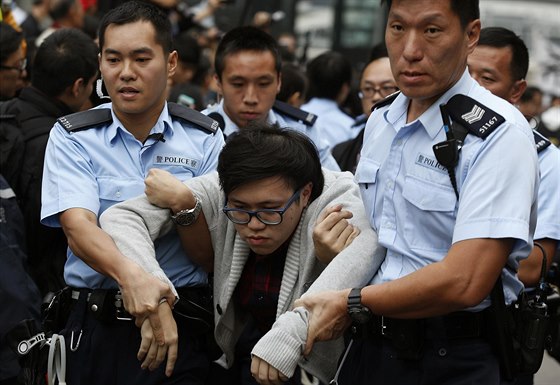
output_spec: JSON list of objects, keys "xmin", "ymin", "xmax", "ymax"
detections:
[
  {"xmin": 355, "ymin": 158, "xmax": 380, "ymax": 224},
  {"xmin": 98, "ymin": 178, "xmax": 144, "ymax": 213},
  {"xmin": 402, "ymin": 175, "xmax": 456, "ymax": 252}
]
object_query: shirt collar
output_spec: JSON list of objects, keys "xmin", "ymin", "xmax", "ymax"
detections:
[
  {"xmin": 106, "ymin": 102, "xmax": 174, "ymax": 143},
  {"xmin": 384, "ymin": 68, "xmax": 474, "ymax": 139}
]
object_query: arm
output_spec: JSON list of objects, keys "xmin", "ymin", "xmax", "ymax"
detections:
[
  {"xmin": 518, "ymin": 239, "xmax": 557, "ymax": 287},
  {"xmin": 144, "ymin": 168, "xmax": 214, "ymax": 272},
  {"xmin": 295, "ymin": 237, "xmax": 513, "ymax": 355}
]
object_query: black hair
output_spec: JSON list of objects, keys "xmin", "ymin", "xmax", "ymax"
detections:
[
  {"xmin": 306, "ymin": 51, "xmax": 352, "ymax": 100},
  {"xmin": 174, "ymin": 32, "xmax": 201, "ymax": 66},
  {"xmin": 478, "ymin": 27, "xmax": 529, "ymax": 81},
  {"xmin": 369, "ymin": 42, "xmax": 388, "ymax": 62},
  {"xmin": 0, "ymin": 22, "xmax": 23, "ymax": 64},
  {"xmin": 214, "ymin": 26, "xmax": 282, "ymax": 81},
  {"xmin": 32, "ymin": 28, "xmax": 98, "ymax": 97},
  {"xmin": 382, "ymin": 0, "xmax": 479, "ymax": 28},
  {"xmin": 520, "ymin": 86, "xmax": 543, "ymax": 104},
  {"xmin": 218, "ymin": 123, "xmax": 324, "ymax": 203},
  {"xmin": 277, "ymin": 63, "xmax": 307, "ymax": 103},
  {"xmin": 49, "ymin": 0, "xmax": 76, "ymax": 20},
  {"xmin": 98, "ymin": 0, "xmax": 173, "ymax": 54}
]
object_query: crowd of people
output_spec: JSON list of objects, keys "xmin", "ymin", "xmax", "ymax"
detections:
[{"xmin": 0, "ymin": 0, "xmax": 559, "ymax": 384}]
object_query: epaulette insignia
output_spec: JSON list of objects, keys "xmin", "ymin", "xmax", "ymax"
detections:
[
  {"xmin": 273, "ymin": 100, "xmax": 317, "ymax": 127},
  {"xmin": 445, "ymin": 94, "xmax": 505, "ymax": 139},
  {"xmin": 168, "ymin": 102, "xmax": 218, "ymax": 134},
  {"xmin": 371, "ymin": 91, "xmax": 400, "ymax": 112},
  {"xmin": 58, "ymin": 109, "xmax": 112, "ymax": 133},
  {"xmin": 533, "ymin": 130, "xmax": 551, "ymax": 153}
]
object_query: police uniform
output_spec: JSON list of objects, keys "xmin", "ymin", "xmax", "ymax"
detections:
[
  {"xmin": 302, "ymin": 97, "xmax": 359, "ymax": 147},
  {"xmin": 204, "ymin": 100, "xmax": 341, "ymax": 171},
  {"xmin": 343, "ymin": 70, "xmax": 539, "ymax": 384},
  {"xmin": 41, "ymin": 102, "xmax": 225, "ymax": 385}
]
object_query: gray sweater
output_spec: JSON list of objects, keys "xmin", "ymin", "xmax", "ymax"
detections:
[{"xmin": 99, "ymin": 169, "xmax": 385, "ymax": 383}]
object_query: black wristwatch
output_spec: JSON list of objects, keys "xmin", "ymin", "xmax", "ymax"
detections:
[
  {"xmin": 347, "ymin": 288, "xmax": 372, "ymax": 324},
  {"xmin": 170, "ymin": 194, "xmax": 202, "ymax": 226}
]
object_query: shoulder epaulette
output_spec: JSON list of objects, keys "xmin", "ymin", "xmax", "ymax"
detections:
[
  {"xmin": 273, "ymin": 100, "xmax": 317, "ymax": 127},
  {"xmin": 371, "ymin": 91, "xmax": 400, "ymax": 112},
  {"xmin": 445, "ymin": 94, "xmax": 505, "ymax": 139},
  {"xmin": 352, "ymin": 114, "xmax": 368, "ymax": 128},
  {"xmin": 58, "ymin": 109, "xmax": 112, "ymax": 133},
  {"xmin": 168, "ymin": 102, "xmax": 218, "ymax": 134},
  {"xmin": 533, "ymin": 130, "xmax": 551, "ymax": 153}
]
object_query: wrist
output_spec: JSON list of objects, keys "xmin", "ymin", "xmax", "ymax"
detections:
[{"xmin": 169, "ymin": 186, "xmax": 196, "ymax": 214}]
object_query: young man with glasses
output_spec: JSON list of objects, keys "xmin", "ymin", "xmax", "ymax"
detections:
[
  {"xmin": 0, "ymin": 22, "xmax": 27, "ymax": 101},
  {"xmin": 100, "ymin": 124, "xmax": 384, "ymax": 384}
]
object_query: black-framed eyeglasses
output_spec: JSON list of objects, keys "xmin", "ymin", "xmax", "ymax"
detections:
[
  {"xmin": 359, "ymin": 85, "xmax": 398, "ymax": 99},
  {"xmin": 0, "ymin": 58, "xmax": 27, "ymax": 74},
  {"xmin": 223, "ymin": 188, "xmax": 303, "ymax": 225}
]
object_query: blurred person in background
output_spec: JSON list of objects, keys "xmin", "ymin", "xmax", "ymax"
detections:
[
  {"xmin": 332, "ymin": 43, "xmax": 397, "ymax": 172},
  {"xmin": 0, "ymin": 21, "xmax": 27, "ymax": 101},
  {"xmin": 35, "ymin": 0, "xmax": 85, "ymax": 46},
  {"xmin": 302, "ymin": 51, "xmax": 356, "ymax": 148}
]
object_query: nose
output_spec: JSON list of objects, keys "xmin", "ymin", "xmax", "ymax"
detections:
[
  {"xmin": 120, "ymin": 60, "xmax": 135, "ymax": 81},
  {"xmin": 246, "ymin": 214, "xmax": 266, "ymax": 230},
  {"xmin": 402, "ymin": 31, "xmax": 423, "ymax": 62},
  {"xmin": 243, "ymin": 84, "xmax": 258, "ymax": 105}
]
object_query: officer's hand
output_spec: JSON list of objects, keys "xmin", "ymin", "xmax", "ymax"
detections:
[
  {"xmin": 138, "ymin": 301, "xmax": 178, "ymax": 377},
  {"xmin": 294, "ymin": 289, "xmax": 352, "ymax": 356},
  {"xmin": 250, "ymin": 355, "xmax": 289, "ymax": 385},
  {"xmin": 313, "ymin": 204, "xmax": 360, "ymax": 264},
  {"xmin": 119, "ymin": 265, "xmax": 175, "ymax": 338},
  {"xmin": 145, "ymin": 168, "xmax": 191, "ymax": 211}
]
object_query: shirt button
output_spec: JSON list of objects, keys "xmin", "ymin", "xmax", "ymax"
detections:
[
  {"xmin": 116, "ymin": 191, "xmax": 121, "ymax": 198},
  {"xmin": 438, "ymin": 348, "xmax": 447, "ymax": 357}
]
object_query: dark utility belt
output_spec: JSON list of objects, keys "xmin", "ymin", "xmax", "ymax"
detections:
[
  {"xmin": 356, "ymin": 311, "xmax": 487, "ymax": 360},
  {"xmin": 70, "ymin": 286, "xmax": 214, "ymax": 334}
]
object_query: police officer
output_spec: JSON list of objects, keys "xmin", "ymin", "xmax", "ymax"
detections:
[
  {"xmin": 204, "ymin": 26, "xmax": 341, "ymax": 171},
  {"xmin": 468, "ymin": 26, "xmax": 560, "ymax": 287},
  {"xmin": 40, "ymin": 2, "xmax": 225, "ymax": 384},
  {"xmin": 302, "ymin": 51, "xmax": 356, "ymax": 148},
  {"xmin": 468, "ymin": 26, "xmax": 560, "ymax": 385},
  {"xmin": 250, "ymin": 1, "xmax": 539, "ymax": 384}
]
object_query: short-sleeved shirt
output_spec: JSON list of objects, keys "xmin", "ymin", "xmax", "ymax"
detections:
[
  {"xmin": 302, "ymin": 98, "xmax": 360, "ymax": 147},
  {"xmin": 203, "ymin": 101, "xmax": 341, "ymax": 171},
  {"xmin": 534, "ymin": 143, "xmax": 560, "ymax": 245},
  {"xmin": 356, "ymin": 70, "xmax": 539, "ymax": 310},
  {"xmin": 41, "ymin": 102, "xmax": 225, "ymax": 289}
]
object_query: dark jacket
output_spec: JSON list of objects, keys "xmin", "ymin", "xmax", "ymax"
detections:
[{"xmin": 6, "ymin": 87, "xmax": 73, "ymax": 295}]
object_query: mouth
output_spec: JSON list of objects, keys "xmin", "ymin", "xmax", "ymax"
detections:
[
  {"xmin": 240, "ymin": 112, "xmax": 261, "ymax": 120},
  {"xmin": 118, "ymin": 87, "xmax": 140, "ymax": 99},
  {"xmin": 400, "ymin": 71, "xmax": 426, "ymax": 82},
  {"xmin": 245, "ymin": 236, "xmax": 268, "ymax": 246}
]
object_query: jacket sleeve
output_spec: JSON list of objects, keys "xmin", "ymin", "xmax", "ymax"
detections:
[
  {"xmin": 99, "ymin": 190, "xmax": 178, "ymax": 297},
  {"xmin": 252, "ymin": 170, "xmax": 386, "ymax": 382},
  {"xmin": 99, "ymin": 172, "xmax": 220, "ymax": 298}
]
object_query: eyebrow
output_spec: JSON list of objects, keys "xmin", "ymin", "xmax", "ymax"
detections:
[
  {"xmin": 389, "ymin": 11, "xmax": 447, "ymax": 25},
  {"xmin": 103, "ymin": 47, "xmax": 155, "ymax": 56}
]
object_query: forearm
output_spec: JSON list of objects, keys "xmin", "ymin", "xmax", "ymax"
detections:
[
  {"xmin": 61, "ymin": 209, "xmax": 146, "ymax": 288},
  {"xmin": 518, "ymin": 238, "xmax": 557, "ymax": 287},
  {"xmin": 361, "ymin": 238, "xmax": 513, "ymax": 318}
]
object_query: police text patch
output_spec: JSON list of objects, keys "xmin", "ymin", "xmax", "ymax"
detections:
[{"xmin": 415, "ymin": 153, "xmax": 447, "ymax": 174}]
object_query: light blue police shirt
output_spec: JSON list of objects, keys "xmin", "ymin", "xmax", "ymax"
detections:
[
  {"xmin": 302, "ymin": 98, "xmax": 359, "ymax": 148},
  {"xmin": 535, "ymin": 143, "xmax": 560, "ymax": 244},
  {"xmin": 203, "ymin": 101, "xmax": 341, "ymax": 171},
  {"xmin": 41, "ymin": 102, "xmax": 225, "ymax": 289},
  {"xmin": 356, "ymin": 70, "xmax": 539, "ymax": 310}
]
